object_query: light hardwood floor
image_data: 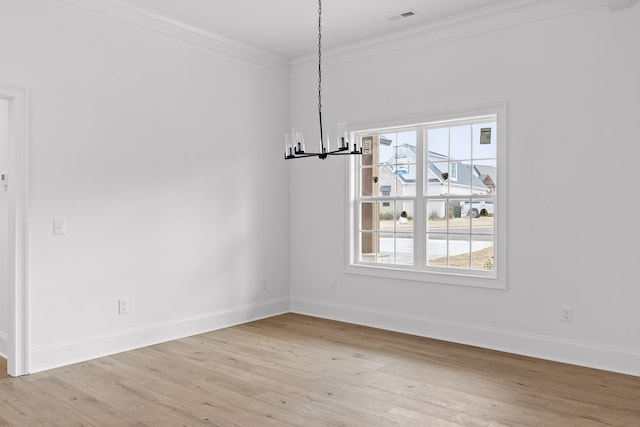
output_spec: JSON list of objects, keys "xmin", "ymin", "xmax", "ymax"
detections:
[
  {"xmin": 0, "ymin": 358, "xmax": 8, "ymax": 380},
  {"xmin": 1, "ymin": 313, "xmax": 639, "ymax": 426}
]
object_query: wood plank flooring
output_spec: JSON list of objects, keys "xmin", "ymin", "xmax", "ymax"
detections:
[
  {"xmin": 1, "ymin": 313, "xmax": 639, "ymax": 426},
  {"xmin": 0, "ymin": 358, "xmax": 8, "ymax": 380}
]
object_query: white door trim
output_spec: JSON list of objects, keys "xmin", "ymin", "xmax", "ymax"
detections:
[{"xmin": 1, "ymin": 83, "xmax": 30, "ymax": 376}]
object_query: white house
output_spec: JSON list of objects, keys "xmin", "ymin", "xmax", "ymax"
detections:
[{"xmin": 377, "ymin": 143, "xmax": 494, "ymax": 219}]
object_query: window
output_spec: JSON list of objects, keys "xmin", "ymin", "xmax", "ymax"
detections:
[{"xmin": 348, "ymin": 106, "xmax": 506, "ymax": 289}]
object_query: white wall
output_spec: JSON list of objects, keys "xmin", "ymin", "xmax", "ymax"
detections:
[
  {"xmin": 0, "ymin": 98, "xmax": 8, "ymax": 358},
  {"xmin": 290, "ymin": 3, "xmax": 640, "ymax": 376},
  {"xmin": 0, "ymin": 0, "xmax": 291, "ymax": 372}
]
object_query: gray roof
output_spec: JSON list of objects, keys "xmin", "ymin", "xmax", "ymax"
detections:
[{"xmin": 383, "ymin": 144, "xmax": 489, "ymax": 189}]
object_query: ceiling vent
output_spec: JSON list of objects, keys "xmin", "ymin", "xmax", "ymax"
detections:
[{"xmin": 387, "ymin": 10, "xmax": 418, "ymax": 22}]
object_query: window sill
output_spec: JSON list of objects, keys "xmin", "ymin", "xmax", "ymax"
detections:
[{"xmin": 345, "ymin": 263, "xmax": 507, "ymax": 290}]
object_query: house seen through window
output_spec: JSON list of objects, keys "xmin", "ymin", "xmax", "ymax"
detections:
[{"xmin": 349, "ymin": 109, "xmax": 505, "ymax": 288}]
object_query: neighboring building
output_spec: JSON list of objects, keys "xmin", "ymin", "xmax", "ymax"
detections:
[
  {"xmin": 474, "ymin": 164, "xmax": 497, "ymax": 193},
  {"xmin": 376, "ymin": 144, "xmax": 495, "ymax": 219}
]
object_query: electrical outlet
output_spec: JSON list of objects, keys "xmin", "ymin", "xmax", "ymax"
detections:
[
  {"xmin": 118, "ymin": 299, "xmax": 129, "ymax": 314},
  {"xmin": 561, "ymin": 305, "xmax": 573, "ymax": 323},
  {"xmin": 330, "ymin": 278, "xmax": 336, "ymax": 291}
]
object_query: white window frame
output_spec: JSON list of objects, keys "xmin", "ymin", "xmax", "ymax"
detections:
[{"xmin": 345, "ymin": 104, "xmax": 507, "ymax": 290}]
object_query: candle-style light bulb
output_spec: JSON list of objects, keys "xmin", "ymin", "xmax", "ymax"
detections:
[
  {"xmin": 285, "ymin": 132, "xmax": 292, "ymax": 157},
  {"xmin": 299, "ymin": 127, "xmax": 305, "ymax": 152},
  {"xmin": 284, "ymin": 133, "xmax": 288, "ymax": 156},
  {"xmin": 342, "ymin": 122, "xmax": 349, "ymax": 147},
  {"xmin": 338, "ymin": 122, "xmax": 346, "ymax": 149},
  {"xmin": 291, "ymin": 127, "xmax": 298, "ymax": 153}
]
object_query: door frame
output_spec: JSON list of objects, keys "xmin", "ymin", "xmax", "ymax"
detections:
[{"xmin": 1, "ymin": 83, "xmax": 30, "ymax": 376}]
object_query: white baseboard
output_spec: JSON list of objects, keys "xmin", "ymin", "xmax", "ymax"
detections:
[
  {"xmin": 27, "ymin": 296, "xmax": 640, "ymax": 378},
  {"xmin": 29, "ymin": 298, "xmax": 290, "ymax": 374},
  {"xmin": 0, "ymin": 331, "xmax": 7, "ymax": 359},
  {"xmin": 291, "ymin": 297, "xmax": 640, "ymax": 378}
]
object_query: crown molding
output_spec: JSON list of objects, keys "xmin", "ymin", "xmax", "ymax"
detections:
[
  {"xmin": 58, "ymin": 0, "xmax": 612, "ymax": 79},
  {"xmin": 291, "ymin": 0, "xmax": 606, "ymax": 76},
  {"xmin": 59, "ymin": 0, "xmax": 291, "ymax": 77}
]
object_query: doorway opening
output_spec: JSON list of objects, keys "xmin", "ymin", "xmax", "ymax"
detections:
[
  {"xmin": 0, "ymin": 84, "xmax": 29, "ymax": 377},
  {"xmin": 1, "ymin": 97, "xmax": 7, "ymax": 378}
]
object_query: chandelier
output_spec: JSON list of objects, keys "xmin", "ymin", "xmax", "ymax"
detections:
[{"xmin": 284, "ymin": 0, "xmax": 362, "ymax": 160}]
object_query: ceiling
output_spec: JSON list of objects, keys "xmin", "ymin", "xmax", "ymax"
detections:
[{"xmin": 113, "ymin": 0, "xmax": 517, "ymax": 58}]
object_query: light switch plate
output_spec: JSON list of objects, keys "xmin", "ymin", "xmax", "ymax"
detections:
[{"xmin": 53, "ymin": 219, "xmax": 66, "ymax": 235}]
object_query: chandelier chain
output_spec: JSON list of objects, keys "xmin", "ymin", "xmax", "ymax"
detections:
[{"xmin": 318, "ymin": 0, "xmax": 323, "ymax": 146}]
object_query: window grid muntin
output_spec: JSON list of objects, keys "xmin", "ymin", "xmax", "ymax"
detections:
[
  {"xmin": 423, "ymin": 116, "xmax": 496, "ymax": 274},
  {"xmin": 357, "ymin": 199, "xmax": 415, "ymax": 266}
]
